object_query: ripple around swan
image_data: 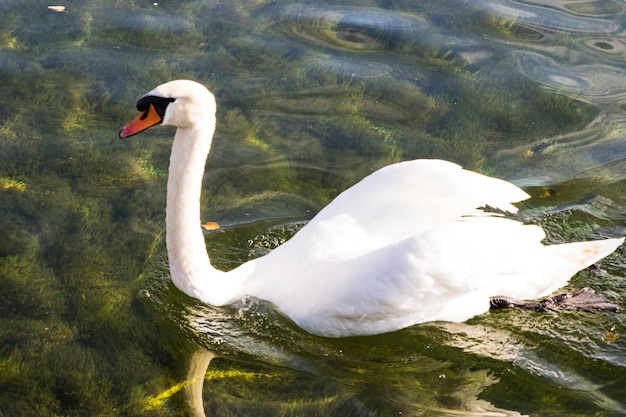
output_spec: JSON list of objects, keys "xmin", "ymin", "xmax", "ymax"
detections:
[{"xmin": 269, "ymin": 4, "xmax": 429, "ymax": 52}]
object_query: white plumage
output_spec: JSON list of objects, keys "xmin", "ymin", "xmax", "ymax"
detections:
[{"xmin": 120, "ymin": 80, "xmax": 624, "ymax": 337}]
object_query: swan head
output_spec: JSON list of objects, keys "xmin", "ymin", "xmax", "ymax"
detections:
[{"xmin": 119, "ymin": 79, "xmax": 216, "ymax": 138}]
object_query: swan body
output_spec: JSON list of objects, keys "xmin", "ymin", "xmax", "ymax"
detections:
[{"xmin": 120, "ymin": 80, "xmax": 624, "ymax": 337}]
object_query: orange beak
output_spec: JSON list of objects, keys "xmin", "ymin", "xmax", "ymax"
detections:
[{"xmin": 119, "ymin": 104, "xmax": 163, "ymax": 138}]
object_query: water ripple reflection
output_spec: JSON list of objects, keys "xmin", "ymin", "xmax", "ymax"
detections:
[
  {"xmin": 581, "ymin": 37, "xmax": 626, "ymax": 61},
  {"xmin": 514, "ymin": 50, "xmax": 626, "ymax": 101},
  {"xmin": 480, "ymin": 0, "xmax": 620, "ymax": 35},
  {"xmin": 272, "ymin": 5, "xmax": 429, "ymax": 52}
]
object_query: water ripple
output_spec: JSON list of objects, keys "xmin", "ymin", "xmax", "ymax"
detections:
[
  {"xmin": 302, "ymin": 53, "xmax": 392, "ymax": 79},
  {"xmin": 581, "ymin": 37, "xmax": 626, "ymax": 62},
  {"xmin": 514, "ymin": 50, "xmax": 626, "ymax": 103},
  {"xmin": 271, "ymin": 4, "xmax": 429, "ymax": 52},
  {"xmin": 482, "ymin": 0, "xmax": 619, "ymax": 35}
]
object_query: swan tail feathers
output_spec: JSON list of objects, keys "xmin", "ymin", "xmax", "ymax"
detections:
[{"xmin": 546, "ymin": 237, "xmax": 624, "ymax": 270}]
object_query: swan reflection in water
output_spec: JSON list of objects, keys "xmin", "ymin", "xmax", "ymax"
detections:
[{"xmin": 180, "ymin": 316, "xmax": 529, "ymax": 417}]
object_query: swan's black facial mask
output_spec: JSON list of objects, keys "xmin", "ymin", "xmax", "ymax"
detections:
[{"xmin": 119, "ymin": 96, "xmax": 176, "ymax": 138}]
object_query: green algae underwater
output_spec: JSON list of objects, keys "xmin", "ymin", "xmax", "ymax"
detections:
[{"xmin": 1, "ymin": 0, "xmax": 625, "ymax": 416}]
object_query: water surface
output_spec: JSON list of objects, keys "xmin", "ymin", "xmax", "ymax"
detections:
[{"xmin": 0, "ymin": 0, "xmax": 625, "ymax": 416}]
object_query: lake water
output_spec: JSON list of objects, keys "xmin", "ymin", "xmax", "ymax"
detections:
[{"xmin": 0, "ymin": 0, "xmax": 625, "ymax": 416}]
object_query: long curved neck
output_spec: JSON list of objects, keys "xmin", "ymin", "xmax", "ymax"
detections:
[{"xmin": 165, "ymin": 121, "xmax": 244, "ymax": 305}]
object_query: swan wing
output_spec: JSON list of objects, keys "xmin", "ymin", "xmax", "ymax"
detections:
[{"xmin": 277, "ymin": 159, "xmax": 530, "ymax": 261}]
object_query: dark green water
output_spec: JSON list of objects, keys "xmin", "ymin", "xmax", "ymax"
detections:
[{"xmin": 0, "ymin": 0, "xmax": 625, "ymax": 416}]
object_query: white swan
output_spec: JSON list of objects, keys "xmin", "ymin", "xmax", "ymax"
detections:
[{"xmin": 120, "ymin": 80, "xmax": 624, "ymax": 337}]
